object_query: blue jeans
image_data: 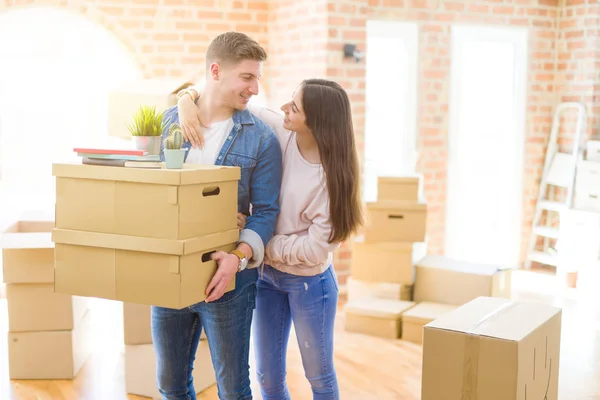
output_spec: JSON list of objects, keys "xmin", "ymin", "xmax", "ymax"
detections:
[
  {"xmin": 252, "ymin": 265, "xmax": 340, "ymax": 400},
  {"xmin": 151, "ymin": 281, "xmax": 257, "ymax": 400}
]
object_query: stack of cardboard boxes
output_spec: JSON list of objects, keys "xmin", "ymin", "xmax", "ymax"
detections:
[
  {"xmin": 1, "ymin": 210, "xmax": 92, "ymax": 379},
  {"xmin": 344, "ymin": 175, "xmax": 514, "ymax": 344},
  {"xmin": 123, "ymin": 303, "xmax": 214, "ymax": 399},
  {"xmin": 51, "ymin": 162, "xmax": 242, "ymax": 396},
  {"xmin": 344, "ymin": 176, "xmax": 427, "ymax": 339}
]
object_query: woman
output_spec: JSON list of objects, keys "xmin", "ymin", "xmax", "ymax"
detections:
[{"xmin": 178, "ymin": 79, "xmax": 363, "ymax": 400}]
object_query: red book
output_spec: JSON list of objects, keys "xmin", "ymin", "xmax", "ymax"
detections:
[{"xmin": 73, "ymin": 148, "xmax": 147, "ymax": 156}]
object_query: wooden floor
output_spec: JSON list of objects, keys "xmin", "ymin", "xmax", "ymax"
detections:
[{"xmin": 1, "ymin": 270, "xmax": 599, "ymax": 400}]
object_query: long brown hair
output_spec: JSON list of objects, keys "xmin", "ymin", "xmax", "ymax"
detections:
[{"xmin": 301, "ymin": 79, "xmax": 364, "ymax": 244}]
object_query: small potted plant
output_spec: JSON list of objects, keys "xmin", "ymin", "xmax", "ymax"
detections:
[
  {"xmin": 163, "ymin": 123, "xmax": 187, "ymax": 169},
  {"xmin": 127, "ymin": 105, "xmax": 167, "ymax": 155}
]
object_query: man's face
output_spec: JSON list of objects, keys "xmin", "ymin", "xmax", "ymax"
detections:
[{"xmin": 214, "ymin": 59, "xmax": 262, "ymax": 110}]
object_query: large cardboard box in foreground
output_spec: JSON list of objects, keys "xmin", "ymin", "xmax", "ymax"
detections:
[
  {"xmin": 414, "ymin": 255, "xmax": 512, "ymax": 305},
  {"xmin": 108, "ymin": 79, "xmax": 194, "ymax": 139},
  {"xmin": 53, "ymin": 163, "xmax": 240, "ymax": 240},
  {"xmin": 125, "ymin": 340, "xmax": 215, "ymax": 399},
  {"xmin": 421, "ymin": 296, "xmax": 561, "ymax": 400}
]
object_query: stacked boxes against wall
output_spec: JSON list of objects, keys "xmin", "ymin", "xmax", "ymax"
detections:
[
  {"xmin": 123, "ymin": 303, "xmax": 214, "ymax": 398},
  {"xmin": 1, "ymin": 210, "xmax": 92, "ymax": 379},
  {"xmin": 344, "ymin": 176, "xmax": 427, "ymax": 339},
  {"xmin": 51, "ymin": 162, "xmax": 242, "ymax": 397}
]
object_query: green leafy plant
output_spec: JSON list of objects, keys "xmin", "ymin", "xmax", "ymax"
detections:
[
  {"xmin": 164, "ymin": 123, "xmax": 183, "ymax": 150},
  {"xmin": 127, "ymin": 105, "xmax": 167, "ymax": 137}
]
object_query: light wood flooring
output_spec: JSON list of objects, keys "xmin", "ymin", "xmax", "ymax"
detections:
[{"xmin": 1, "ymin": 270, "xmax": 599, "ymax": 400}]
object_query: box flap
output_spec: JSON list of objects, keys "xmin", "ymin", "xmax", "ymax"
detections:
[
  {"xmin": 345, "ymin": 298, "xmax": 416, "ymax": 318},
  {"xmin": 52, "ymin": 163, "xmax": 241, "ymax": 185},
  {"xmin": 52, "ymin": 229, "xmax": 184, "ymax": 255},
  {"xmin": 352, "ymin": 236, "xmax": 413, "ymax": 251},
  {"xmin": 378, "ymin": 175, "xmax": 420, "ymax": 184},
  {"xmin": 426, "ymin": 296, "xmax": 562, "ymax": 342},
  {"xmin": 52, "ymin": 228, "xmax": 240, "ymax": 256},
  {"xmin": 1, "ymin": 232, "xmax": 54, "ymax": 249},
  {"xmin": 416, "ymin": 255, "xmax": 512, "ymax": 276},
  {"xmin": 403, "ymin": 302, "xmax": 458, "ymax": 323},
  {"xmin": 184, "ymin": 229, "xmax": 239, "ymax": 254},
  {"xmin": 366, "ymin": 200, "xmax": 427, "ymax": 212}
]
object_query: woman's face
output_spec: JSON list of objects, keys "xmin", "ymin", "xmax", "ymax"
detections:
[{"xmin": 280, "ymin": 86, "xmax": 307, "ymax": 133}]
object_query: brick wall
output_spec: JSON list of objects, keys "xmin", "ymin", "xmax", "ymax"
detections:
[{"xmin": 0, "ymin": 0, "xmax": 596, "ymax": 281}]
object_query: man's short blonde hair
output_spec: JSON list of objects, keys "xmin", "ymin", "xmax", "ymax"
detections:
[{"xmin": 206, "ymin": 31, "xmax": 267, "ymax": 69}]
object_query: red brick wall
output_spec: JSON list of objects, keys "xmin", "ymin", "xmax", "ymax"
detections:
[
  {"xmin": 0, "ymin": 0, "xmax": 596, "ymax": 280},
  {"xmin": 323, "ymin": 0, "xmax": 561, "ymax": 273}
]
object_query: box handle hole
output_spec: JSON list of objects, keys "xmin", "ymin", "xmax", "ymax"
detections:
[
  {"xmin": 203, "ymin": 186, "xmax": 220, "ymax": 197},
  {"xmin": 389, "ymin": 215, "xmax": 404, "ymax": 219},
  {"xmin": 201, "ymin": 251, "xmax": 215, "ymax": 263}
]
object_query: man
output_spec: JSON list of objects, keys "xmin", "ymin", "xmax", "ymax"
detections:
[{"xmin": 154, "ymin": 31, "xmax": 282, "ymax": 400}]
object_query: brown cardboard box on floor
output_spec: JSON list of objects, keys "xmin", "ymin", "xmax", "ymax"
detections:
[
  {"xmin": 2, "ymin": 225, "xmax": 54, "ymax": 285},
  {"xmin": 377, "ymin": 176, "xmax": 420, "ymax": 202},
  {"xmin": 53, "ymin": 228, "xmax": 238, "ymax": 309},
  {"xmin": 346, "ymin": 276, "xmax": 413, "ymax": 303},
  {"xmin": 125, "ymin": 340, "xmax": 215, "ymax": 399},
  {"xmin": 401, "ymin": 302, "xmax": 458, "ymax": 345},
  {"xmin": 107, "ymin": 79, "xmax": 194, "ymax": 139},
  {"xmin": 52, "ymin": 163, "xmax": 240, "ymax": 240},
  {"xmin": 414, "ymin": 255, "xmax": 512, "ymax": 305},
  {"xmin": 351, "ymin": 238, "xmax": 426, "ymax": 285},
  {"xmin": 364, "ymin": 200, "xmax": 427, "ymax": 243},
  {"xmin": 6, "ymin": 283, "xmax": 88, "ymax": 332},
  {"xmin": 1, "ymin": 210, "xmax": 55, "ymax": 299},
  {"xmin": 421, "ymin": 296, "xmax": 562, "ymax": 400},
  {"xmin": 344, "ymin": 298, "xmax": 416, "ymax": 339},
  {"xmin": 7, "ymin": 308, "xmax": 93, "ymax": 379}
]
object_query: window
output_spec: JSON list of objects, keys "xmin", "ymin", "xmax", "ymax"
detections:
[
  {"xmin": 363, "ymin": 21, "xmax": 418, "ymax": 203},
  {"xmin": 445, "ymin": 25, "xmax": 528, "ymax": 266},
  {"xmin": 0, "ymin": 7, "xmax": 141, "ymax": 214}
]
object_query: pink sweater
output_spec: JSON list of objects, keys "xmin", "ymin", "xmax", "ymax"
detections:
[{"xmin": 249, "ymin": 104, "xmax": 340, "ymax": 276}]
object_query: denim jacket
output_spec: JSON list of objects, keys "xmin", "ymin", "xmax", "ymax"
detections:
[{"xmin": 160, "ymin": 105, "xmax": 282, "ymax": 301}]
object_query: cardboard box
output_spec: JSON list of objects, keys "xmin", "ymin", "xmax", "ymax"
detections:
[
  {"xmin": 125, "ymin": 341, "xmax": 215, "ymax": 399},
  {"xmin": 401, "ymin": 302, "xmax": 458, "ymax": 345},
  {"xmin": 351, "ymin": 239, "xmax": 426, "ymax": 285},
  {"xmin": 421, "ymin": 296, "xmax": 561, "ymax": 400},
  {"xmin": 124, "ymin": 302, "xmax": 153, "ymax": 345},
  {"xmin": 52, "ymin": 163, "xmax": 240, "ymax": 240},
  {"xmin": 6, "ymin": 283, "xmax": 88, "ymax": 332},
  {"xmin": 1, "ymin": 232, "xmax": 54, "ymax": 284},
  {"xmin": 364, "ymin": 200, "xmax": 427, "ymax": 243},
  {"xmin": 377, "ymin": 176, "xmax": 420, "ymax": 201},
  {"xmin": 344, "ymin": 298, "xmax": 416, "ymax": 339},
  {"xmin": 53, "ymin": 228, "xmax": 238, "ymax": 309},
  {"xmin": 347, "ymin": 276, "xmax": 413, "ymax": 302},
  {"xmin": 108, "ymin": 79, "xmax": 194, "ymax": 138},
  {"xmin": 7, "ymin": 309, "xmax": 92, "ymax": 379},
  {"xmin": 414, "ymin": 255, "xmax": 512, "ymax": 305}
]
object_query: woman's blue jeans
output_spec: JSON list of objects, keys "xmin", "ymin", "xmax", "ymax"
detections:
[{"xmin": 252, "ymin": 264, "xmax": 340, "ymax": 400}]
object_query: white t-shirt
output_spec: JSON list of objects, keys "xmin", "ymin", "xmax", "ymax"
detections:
[{"xmin": 185, "ymin": 118, "xmax": 234, "ymax": 165}]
